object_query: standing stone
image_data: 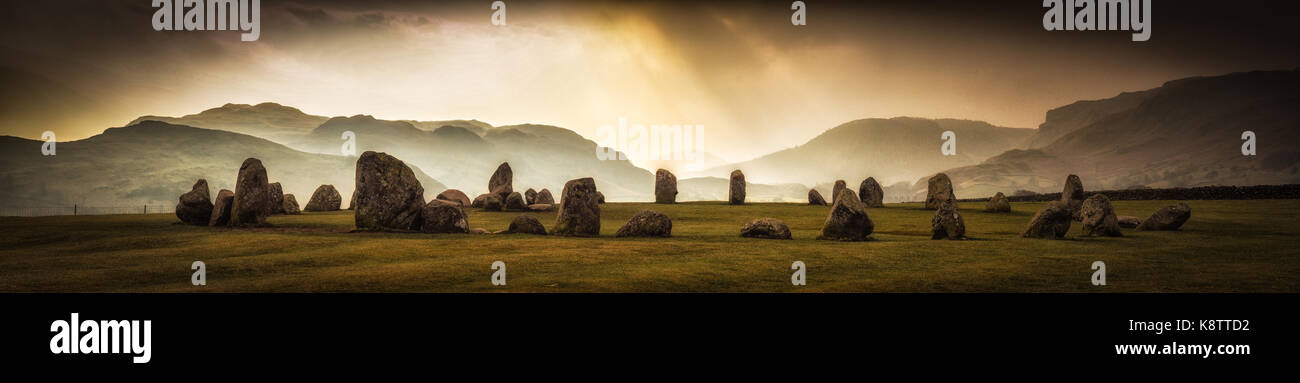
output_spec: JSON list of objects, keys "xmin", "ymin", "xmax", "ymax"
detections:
[
  {"xmin": 655, "ymin": 169, "xmax": 678, "ymax": 204},
  {"xmin": 268, "ymin": 182, "xmax": 285, "ymax": 214},
  {"xmin": 553, "ymin": 177, "xmax": 601, "ymax": 236},
  {"xmin": 741, "ymin": 218, "xmax": 792, "ymax": 239},
  {"xmin": 1061, "ymin": 174, "xmax": 1085, "ymax": 220},
  {"xmin": 832, "ymin": 180, "xmax": 848, "ymax": 206},
  {"xmin": 230, "ymin": 158, "xmax": 274, "ymax": 227},
  {"xmin": 420, "ymin": 201, "xmax": 469, "ymax": 234},
  {"xmin": 1117, "ymin": 216, "xmax": 1142, "ymax": 229},
  {"xmin": 483, "ymin": 194, "xmax": 503, "ymax": 211},
  {"xmin": 472, "ymin": 194, "xmax": 490, "ymax": 208},
  {"xmin": 729, "ymin": 170, "xmax": 746, "ymax": 205},
  {"xmin": 808, "ymin": 189, "xmax": 827, "ymax": 206},
  {"xmin": 504, "ymin": 215, "xmax": 548, "ymax": 235},
  {"xmin": 505, "ymin": 192, "xmax": 527, "ymax": 211},
  {"xmin": 436, "ymin": 189, "xmax": 472, "ymax": 207},
  {"xmin": 985, "ymin": 192, "xmax": 1011, "ymax": 213},
  {"xmin": 1080, "ymin": 194, "xmax": 1122, "ymax": 237},
  {"xmin": 354, "ymin": 151, "xmax": 426, "ymax": 231},
  {"xmin": 818, "ymin": 189, "xmax": 874, "ymax": 241},
  {"xmin": 536, "ymin": 189, "xmax": 555, "ymax": 205},
  {"xmin": 209, "ymin": 189, "xmax": 234, "ymax": 227},
  {"xmin": 931, "ymin": 200, "xmax": 966, "ymax": 240},
  {"xmin": 615, "ymin": 209, "xmax": 673, "ymax": 237},
  {"xmin": 525, "ymin": 188, "xmax": 538, "ymax": 205},
  {"xmin": 1137, "ymin": 202, "xmax": 1191, "ymax": 231},
  {"xmin": 282, "ymin": 194, "xmax": 301, "ymax": 215},
  {"xmin": 488, "ymin": 162, "xmax": 513, "ymax": 200},
  {"xmin": 176, "ymin": 179, "xmax": 213, "ymax": 225},
  {"xmin": 858, "ymin": 177, "xmax": 884, "ymax": 207},
  {"xmin": 925, "ymin": 173, "xmax": 956, "ymax": 210},
  {"xmin": 304, "ymin": 185, "xmax": 343, "ymax": 212},
  {"xmin": 1021, "ymin": 202, "xmax": 1073, "ymax": 239}
]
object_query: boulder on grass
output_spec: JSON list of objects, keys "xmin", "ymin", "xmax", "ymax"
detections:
[
  {"xmin": 655, "ymin": 169, "xmax": 677, "ymax": 204},
  {"xmin": 420, "ymin": 201, "xmax": 469, "ymax": 234},
  {"xmin": 808, "ymin": 189, "xmax": 827, "ymax": 206},
  {"xmin": 176, "ymin": 179, "xmax": 213, "ymax": 225},
  {"xmin": 536, "ymin": 189, "xmax": 555, "ymax": 205},
  {"xmin": 505, "ymin": 192, "xmax": 528, "ymax": 211},
  {"xmin": 729, "ymin": 170, "xmax": 746, "ymax": 205},
  {"xmin": 553, "ymin": 177, "xmax": 601, "ymax": 236},
  {"xmin": 858, "ymin": 177, "xmax": 885, "ymax": 207},
  {"xmin": 1021, "ymin": 202, "xmax": 1072, "ymax": 239},
  {"xmin": 525, "ymin": 188, "xmax": 538, "ymax": 205},
  {"xmin": 268, "ymin": 182, "xmax": 285, "ymax": 214},
  {"xmin": 1080, "ymin": 194, "xmax": 1122, "ymax": 237},
  {"xmin": 482, "ymin": 194, "xmax": 503, "ymax": 211},
  {"xmin": 472, "ymin": 194, "xmax": 490, "ymax": 208},
  {"xmin": 209, "ymin": 189, "xmax": 234, "ymax": 226},
  {"xmin": 230, "ymin": 158, "xmax": 274, "ymax": 227},
  {"xmin": 504, "ymin": 215, "xmax": 547, "ymax": 235},
  {"xmin": 615, "ymin": 209, "xmax": 672, "ymax": 237},
  {"xmin": 741, "ymin": 218, "xmax": 791, "ymax": 240},
  {"xmin": 353, "ymin": 151, "xmax": 426, "ymax": 231},
  {"xmin": 304, "ymin": 184, "xmax": 343, "ymax": 212},
  {"xmin": 832, "ymin": 180, "xmax": 847, "ymax": 206},
  {"xmin": 985, "ymin": 192, "xmax": 1011, "ymax": 213},
  {"xmin": 819, "ymin": 189, "xmax": 874, "ymax": 241},
  {"xmin": 1137, "ymin": 202, "xmax": 1191, "ymax": 231},
  {"xmin": 527, "ymin": 203, "xmax": 555, "ymax": 212},
  {"xmin": 282, "ymin": 194, "xmax": 301, "ymax": 215},
  {"xmin": 925, "ymin": 173, "xmax": 956, "ymax": 210},
  {"xmin": 435, "ymin": 189, "xmax": 472, "ymax": 207},
  {"xmin": 1117, "ymin": 215, "xmax": 1142, "ymax": 229},
  {"xmin": 931, "ymin": 200, "xmax": 966, "ymax": 240},
  {"xmin": 489, "ymin": 162, "xmax": 513, "ymax": 199}
]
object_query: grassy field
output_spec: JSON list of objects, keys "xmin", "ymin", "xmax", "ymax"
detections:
[{"xmin": 1, "ymin": 200, "xmax": 1297, "ymax": 292}]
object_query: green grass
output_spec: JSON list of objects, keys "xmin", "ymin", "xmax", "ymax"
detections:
[{"xmin": 1, "ymin": 200, "xmax": 1297, "ymax": 292}]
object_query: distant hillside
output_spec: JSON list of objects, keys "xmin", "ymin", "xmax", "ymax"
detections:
[
  {"xmin": 694, "ymin": 117, "xmax": 1034, "ymax": 187},
  {"xmin": 129, "ymin": 103, "xmax": 330, "ymax": 145},
  {"xmin": 0, "ymin": 121, "xmax": 444, "ymax": 207},
  {"xmin": 919, "ymin": 69, "xmax": 1300, "ymax": 200}
]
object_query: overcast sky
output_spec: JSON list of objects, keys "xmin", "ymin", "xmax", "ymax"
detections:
[{"xmin": 2, "ymin": 0, "xmax": 1297, "ymax": 161}]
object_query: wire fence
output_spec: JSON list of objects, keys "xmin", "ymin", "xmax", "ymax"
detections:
[{"xmin": 0, "ymin": 205, "xmax": 175, "ymax": 217}]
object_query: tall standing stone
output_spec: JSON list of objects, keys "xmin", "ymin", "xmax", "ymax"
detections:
[
  {"xmin": 176, "ymin": 179, "xmax": 213, "ymax": 225},
  {"xmin": 354, "ymin": 151, "xmax": 426, "ymax": 231},
  {"xmin": 925, "ymin": 173, "xmax": 956, "ymax": 210},
  {"xmin": 209, "ymin": 189, "xmax": 234, "ymax": 227},
  {"xmin": 553, "ymin": 177, "xmax": 601, "ymax": 236},
  {"xmin": 858, "ymin": 177, "xmax": 884, "ymax": 207},
  {"xmin": 729, "ymin": 170, "xmax": 746, "ymax": 205},
  {"xmin": 832, "ymin": 180, "xmax": 847, "ymax": 206},
  {"xmin": 1061, "ymin": 174, "xmax": 1085, "ymax": 220},
  {"xmin": 230, "ymin": 158, "xmax": 274, "ymax": 227},
  {"xmin": 268, "ymin": 182, "xmax": 285, "ymax": 214},
  {"xmin": 655, "ymin": 169, "xmax": 678, "ymax": 204},
  {"xmin": 489, "ymin": 162, "xmax": 513, "ymax": 200}
]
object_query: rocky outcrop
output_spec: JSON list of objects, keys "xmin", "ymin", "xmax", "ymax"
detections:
[
  {"xmin": 353, "ymin": 151, "xmax": 426, "ymax": 231},
  {"xmin": 175, "ymin": 179, "xmax": 213, "ymax": 225},
  {"xmin": 304, "ymin": 184, "xmax": 343, "ymax": 212},
  {"xmin": 615, "ymin": 209, "xmax": 672, "ymax": 237},
  {"xmin": 655, "ymin": 169, "xmax": 677, "ymax": 204},
  {"xmin": 741, "ymin": 218, "xmax": 791, "ymax": 240},
  {"xmin": 818, "ymin": 189, "xmax": 874, "ymax": 241},
  {"xmin": 553, "ymin": 177, "xmax": 601, "ymax": 236}
]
